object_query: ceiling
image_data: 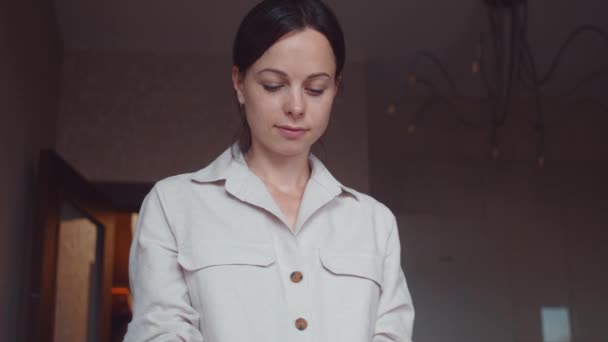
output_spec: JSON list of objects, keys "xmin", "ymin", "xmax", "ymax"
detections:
[{"xmin": 53, "ymin": 0, "xmax": 608, "ymax": 94}]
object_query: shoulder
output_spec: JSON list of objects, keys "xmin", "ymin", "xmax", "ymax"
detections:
[
  {"xmin": 338, "ymin": 185, "xmax": 397, "ymax": 234},
  {"xmin": 144, "ymin": 172, "xmax": 196, "ymax": 203},
  {"xmin": 151, "ymin": 145, "xmax": 235, "ymax": 198},
  {"xmin": 153, "ymin": 172, "xmax": 196, "ymax": 193},
  {"xmin": 141, "ymin": 172, "xmax": 203, "ymax": 216}
]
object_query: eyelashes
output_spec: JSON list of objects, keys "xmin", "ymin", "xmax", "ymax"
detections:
[
  {"xmin": 263, "ymin": 84, "xmax": 283, "ymax": 92},
  {"xmin": 307, "ymin": 88, "xmax": 324, "ymax": 96},
  {"xmin": 262, "ymin": 84, "xmax": 325, "ymax": 96}
]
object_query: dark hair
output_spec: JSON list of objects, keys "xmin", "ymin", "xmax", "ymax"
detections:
[{"xmin": 232, "ymin": 0, "xmax": 346, "ymax": 153}]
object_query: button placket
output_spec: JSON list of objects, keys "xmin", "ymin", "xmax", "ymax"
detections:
[
  {"xmin": 290, "ymin": 268, "xmax": 307, "ymax": 333},
  {"xmin": 272, "ymin": 221, "xmax": 315, "ymax": 340}
]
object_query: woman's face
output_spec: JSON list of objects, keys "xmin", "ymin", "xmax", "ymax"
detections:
[{"xmin": 232, "ymin": 28, "xmax": 339, "ymax": 158}]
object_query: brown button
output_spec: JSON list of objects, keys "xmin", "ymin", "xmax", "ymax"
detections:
[
  {"xmin": 290, "ymin": 271, "xmax": 303, "ymax": 283},
  {"xmin": 295, "ymin": 318, "xmax": 308, "ymax": 330}
]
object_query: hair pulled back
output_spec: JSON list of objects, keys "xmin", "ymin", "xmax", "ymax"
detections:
[{"xmin": 232, "ymin": 0, "xmax": 345, "ymax": 153}]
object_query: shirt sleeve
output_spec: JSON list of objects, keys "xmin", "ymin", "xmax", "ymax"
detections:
[
  {"xmin": 123, "ymin": 186, "xmax": 204, "ymax": 342},
  {"xmin": 373, "ymin": 215, "xmax": 415, "ymax": 342}
]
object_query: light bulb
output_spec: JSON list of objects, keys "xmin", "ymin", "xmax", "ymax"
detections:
[
  {"xmin": 491, "ymin": 145, "xmax": 500, "ymax": 160},
  {"xmin": 537, "ymin": 155, "xmax": 545, "ymax": 168},
  {"xmin": 408, "ymin": 74, "xmax": 417, "ymax": 86},
  {"xmin": 472, "ymin": 61, "xmax": 480, "ymax": 74},
  {"xmin": 407, "ymin": 123, "xmax": 416, "ymax": 134}
]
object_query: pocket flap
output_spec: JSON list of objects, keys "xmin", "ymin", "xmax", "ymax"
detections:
[
  {"xmin": 178, "ymin": 240, "xmax": 275, "ymax": 271},
  {"xmin": 320, "ymin": 249, "xmax": 384, "ymax": 287}
]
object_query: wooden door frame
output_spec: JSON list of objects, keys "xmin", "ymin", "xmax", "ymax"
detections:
[{"xmin": 26, "ymin": 150, "xmax": 117, "ymax": 342}]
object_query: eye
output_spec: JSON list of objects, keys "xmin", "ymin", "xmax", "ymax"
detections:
[
  {"xmin": 263, "ymin": 84, "xmax": 283, "ymax": 92},
  {"xmin": 307, "ymin": 88, "xmax": 325, "ymax": 96}
]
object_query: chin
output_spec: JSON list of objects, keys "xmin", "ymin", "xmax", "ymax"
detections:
[{"xmin": 265, "ymin": 139, "xmax": 314, "ymax": 158}]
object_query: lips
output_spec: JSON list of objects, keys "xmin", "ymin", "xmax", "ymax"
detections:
[
  {"xmin": 276, "ymin": 125, "xmax": 306, "ymax": 132},
  {"xmin": 276, "ymin": 125, "xmax": 308, "ymax": 139}
]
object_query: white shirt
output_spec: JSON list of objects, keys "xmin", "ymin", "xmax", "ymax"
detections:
[{"xmin": 124, "ymin": 145, "xmax": 414, "ymax": 342}]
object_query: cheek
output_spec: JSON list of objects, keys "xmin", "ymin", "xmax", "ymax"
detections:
[
  {"xmin": 318, "ymin": 97, "xmax": 335, "ymax": 122},
  {"xmin": 243, "ymin": 88, "xmax": 281, "ymax": 115},
  {"xmin": 242, "ymin": 94, "xmax": 271, "ymax": 127},
  {"xmin": 311, "ymin": 99, "xmax": 334, "ymax": 135},
  {"xmin": 243, "ymin": 99, "xmax": 283, "ymax": 141}
]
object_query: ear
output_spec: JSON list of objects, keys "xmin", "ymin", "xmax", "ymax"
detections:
[
  {"xmin": 232, "ymin": 66, "xmax": 245, "ymax": 105},
  {"xmin": 333, "ymin": 75, "xmax": 342, "ymax": 97}
]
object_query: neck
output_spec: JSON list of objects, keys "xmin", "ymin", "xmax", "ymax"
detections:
[{"xmin": 244, "ymin": 144, "xmax": 311, "ymax": 193}]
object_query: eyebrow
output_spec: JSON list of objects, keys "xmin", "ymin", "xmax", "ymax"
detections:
[{"xmin": 256, "ymin": 68, "xmax": 332, "ymax": 80}]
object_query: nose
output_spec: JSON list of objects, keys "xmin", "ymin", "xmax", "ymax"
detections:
[{"xmin": 284, "ymin": 88, "xmax": 305, "ymax": 117}]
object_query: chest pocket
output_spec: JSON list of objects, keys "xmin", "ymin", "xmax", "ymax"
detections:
[
  {"xmin": 176, "ymin": 240, "xmax": 281, "ymax": 339},
  {"xmin": 319, "ymin": 249, "xmax": 384, "ymax": 289},
  {"xmin": 177, "ymin": 240, "xmax": 275, "ymax": 271},
  {"xmin": 176, "ymin": 240, "xmax": 278, "ymax": 312}
]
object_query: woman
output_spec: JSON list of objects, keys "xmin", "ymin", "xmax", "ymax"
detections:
[{"xmin": 124, "ymin": 0, "xmax": 414, "ymax": 341}]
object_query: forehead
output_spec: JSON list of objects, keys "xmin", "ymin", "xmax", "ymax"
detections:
[{"xmin": 249, "ymin": 28, "xmax": 337, "ymax": 79}]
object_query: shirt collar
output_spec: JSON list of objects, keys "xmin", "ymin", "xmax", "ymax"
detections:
[{"xmin": 190, "ymin": 144, "xmax": 360, "ymax": 201}]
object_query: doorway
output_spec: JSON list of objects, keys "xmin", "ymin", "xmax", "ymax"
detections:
[{"xmin": 25, "ymin": 150, "xmax": 152, "ymax": 342}]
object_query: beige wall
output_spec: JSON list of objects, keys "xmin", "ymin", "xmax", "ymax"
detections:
[
  {"xmin": 56, "ymin": 51, "xmax": 369, "ymax": 192},
  {"xmin": 0, "ymin": 1, "xmax": 62, "ymax": 341},
  {"xmin": 366, "ymin": 61, "xmax": 608, "ymax": 342}
]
